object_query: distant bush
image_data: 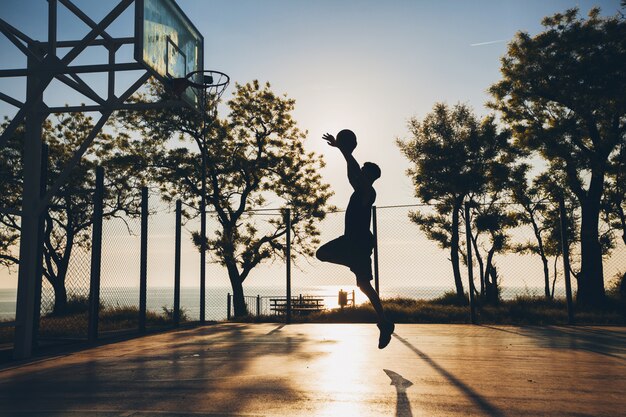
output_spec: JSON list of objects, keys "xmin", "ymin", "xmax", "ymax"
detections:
[
  {"xmin": 45, "ymin": 294, "xmax": 104, "ymax": 317},
  {"xmin": 161, "ymin": 305, "xmax": 189, "ymax": 322},
  {"xmin": 607, "ymin": 271, "xmax": 626, "ymax": 301},
  {"xmin": 430, "ymin": 291, "xmax": 469, "ymax": 306}
]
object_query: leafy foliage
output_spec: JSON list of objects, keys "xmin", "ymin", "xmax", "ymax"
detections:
[
  {"xmin": 120, "ymin": 80, "xmax": 333, "ymax": 316},
  {"xmin": 397, "ymin": 103, "xmax": 514, "ymax": 301},
  {"xmin": 489, "ymin": 7, "xmax": 626, "ymax": 307},
  {"xmin": 0, "ymin": 113, "xmax": 145, "ymax": 313}
]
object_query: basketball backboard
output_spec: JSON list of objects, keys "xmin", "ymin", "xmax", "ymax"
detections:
[{"xmin": 135, "ymin": 0, "xmax": 204, "ymax": 110}]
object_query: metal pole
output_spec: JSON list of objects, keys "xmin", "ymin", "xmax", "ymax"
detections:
[
  {"xmin": 559, "ymin": 197, "xmax": 575, "ymax": 325},
  {"xmin": 139, "ymin": 186, "xmax": 148, "ymax": 332},
  {"xmin": 285, "ymin": 209, "xmax": 292, "ymax": 324},
  {"xmin": 32, "ymin": 143, "xmax": 49, "ymax": 348},
  {"xmin": 88, "ymin": 166, "xmax": 104, "ymax": 341},
  {"xmin": 372, "ymin": 205, "xmax": 380, "ymax": 293},
  {"xmin": 174, "ymin": 200, "xmax": 182, "ymax": 326},
  {"xmin": 200, "ymin": 149, "xmax": 206, "ymax": 323},
  {"xmin": 464, "ymin": 202, "xmax": 477, "ymax": 324},
  {"xmin": 227, "ymin": 293, "xmax": 231, "ymax": 320},
  {"xmin": 48, "ymin": 0, "xmax": 57, "ymax": 55},
  {"xmin": 257, "ymin": 295, "xmax": 261, "ymax": 317},
  {"xmin": 13, "ymin": 45, "xmax": 45, "ymax": 360}
]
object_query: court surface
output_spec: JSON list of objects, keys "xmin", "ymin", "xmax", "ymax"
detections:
[{"xmin": 0, "ymin": 323, "xmax": 624, "ymax": 417}]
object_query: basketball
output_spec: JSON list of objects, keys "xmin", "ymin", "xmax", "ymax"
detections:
[{"xmin": 336, "ymin": 129, "xmax": 357, "ymax": 153}]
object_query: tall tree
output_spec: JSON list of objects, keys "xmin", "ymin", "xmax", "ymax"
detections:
[
  {"xmin": 121, "ymin": 81, "xmax": 333, "ymax": 317},
  {"xmin": 397, "ymin": 103, "xmax": 512, "ymax": 300},
  {"xmin": 489, "ymin": 8, "xmax": 626, "ymax": 307},
  {"xmin": 0, "ymin": 113, "xmax": 144, "ymax": 314}
]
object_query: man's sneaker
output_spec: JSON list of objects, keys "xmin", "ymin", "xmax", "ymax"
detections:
[{"xmin": 377, "ymin": 321, "xmax": 395, "ymax": 349}]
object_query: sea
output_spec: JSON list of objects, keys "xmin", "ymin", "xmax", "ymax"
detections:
[{"xmin": 0, "ymin": 284, "xmax": 555, "ymax": 321}]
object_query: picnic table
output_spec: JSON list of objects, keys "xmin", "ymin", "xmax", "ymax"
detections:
[{"xmin": 270, "ymin": 295, "xmax": 325, "ymax": 315}]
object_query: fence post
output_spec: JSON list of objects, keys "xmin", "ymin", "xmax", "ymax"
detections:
[
  {"xmin": 285, "ymin": 208, "xmax": 292, "ymax": 324},
  {"xmin": 559, "ymin": 197, "xmax": 575, "ymax": 325},
  {"xmin": 174, "ymin": 200, "xmax": 182, "ymax": 326},
  {"xmin": 372, "ymin": 205, "xmax": 380, "ymax": 293},
  {"xmin": 464, "ymin": 202, "xmax": 477, "ymax": 324},
  {"xmin": 200, "ymin": 150, "xmax": 207, "ymax": 323},
  {"xmin": 257, "ymin": 295, "xmax": 261, "ymax": 316},
  {"xmin": 139, "ymin": 186, "xmax": 148, "ymax": 332},
  {"xmin": 32, "ymin": 143, "xmax": 49, "ymax": 348},
  {"xmin": 227, "ymin": 293, "xmax": 231, "ymax": 320},
  {"xmin": 88, "ymin": 166, "xmax": 104, "ymax": 341}
]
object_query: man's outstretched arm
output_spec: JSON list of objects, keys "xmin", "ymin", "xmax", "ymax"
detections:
[{"xmin": 322, "ymin": 133, "xmax": 361, "ymax": 189}]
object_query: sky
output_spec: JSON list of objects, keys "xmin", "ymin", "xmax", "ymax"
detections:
[
  {"xmin": 1, "ymin": 0, "xmax": 622, "ymax": 206},
  {"xmin": 0, "ymin": 0, "xmax": 624, "ymax": 292}
]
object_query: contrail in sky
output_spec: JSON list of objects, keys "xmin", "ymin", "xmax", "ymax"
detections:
[{"xmin": 470, "ymin": 39, "xmax": 508, "ymax": 47}]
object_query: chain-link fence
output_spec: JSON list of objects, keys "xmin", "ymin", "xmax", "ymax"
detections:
[
  {"xmin": 220, "ymin": 203, "xmax": 626, "ymax": 322},
  {"xmin": 98, "ymin": 214, "xmax": 142, "ymax": 335},
  {"xmin": 38, "ymin": 244, "xmax": 91, "ymax": 341},
  {"xmin": 3, "ymin": 189, "xmax": 626, "ymax": 353}
]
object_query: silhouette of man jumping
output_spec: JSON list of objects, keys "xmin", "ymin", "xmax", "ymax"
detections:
[{"xmin": 316, "ymin": 129, "xmax": 394, "ymax": 349}]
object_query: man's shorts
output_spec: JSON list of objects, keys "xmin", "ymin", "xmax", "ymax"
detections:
[{"xmin": 315, "ymin": 234, "xmax": 374, "ymax": 283}]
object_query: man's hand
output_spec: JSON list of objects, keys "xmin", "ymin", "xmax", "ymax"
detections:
[{"xmin": 322, "ymin": 133, "xmax": 338, "ymax": 148}]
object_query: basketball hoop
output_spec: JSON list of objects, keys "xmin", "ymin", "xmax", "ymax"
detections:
[{"xmin": 170, "ymin": 70, "xmax": 230, "ymax": 116}]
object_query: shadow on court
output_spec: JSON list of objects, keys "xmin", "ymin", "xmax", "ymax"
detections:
[
  {"xmin": 0, "ymin": 324, "xmax": 318, "ymax": 416},
  {"xmin": 479, "ymin": 325, "xmax": 626, "ymax": 362},
  {"xmin": 384, "ymin": 368, "xmax": 414, "ymax": 417},
  {"xmin": 393, "ymin": 333, "xmax": 504, "ymax": 417},
  {"xmin": 0, "ymin": 323, "xmax": 625, "ymax": 416}
]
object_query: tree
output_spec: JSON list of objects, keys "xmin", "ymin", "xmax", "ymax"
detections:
[
  {"xmin": 509, "ymin": 166, "xmax": 555, "ymax": 298},
  {"xmin": 0, "ymin": 113, "xmax": 144, "ymax": 314},
  {"xmin": 467, "ymin": 198, "xmax": 517, "ymax": 304},
  {"xmin": 121, "ymin": 81, "xmax": 333, "ymax": 317},
  {"xmin": 508, "ymin": 167, "xmax": 576, "ymax": 298},
  {"xmin": 489, "ymin": 8, "xmax": 626, "ymax": 307},
  {"xmin": 397, "ymin": 103, "xmax": 513, "ymax": 300}
]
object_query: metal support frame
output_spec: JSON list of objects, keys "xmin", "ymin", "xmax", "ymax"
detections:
[
  {"xmin": 12, "ymin": 45, "xmax": 46, "ymax": 359},
  {"xmin": 0, "ymin": 0, "xmax": 190, "ymax": 359}
]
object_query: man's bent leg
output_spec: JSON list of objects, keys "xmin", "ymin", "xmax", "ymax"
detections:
[
  {"xmin": 357, "ymin": 279, "xmax": 386, "ymax": 322},
  {"xmin": 357, "ymin": 278, "xmax": 394, "ymax": 349}
]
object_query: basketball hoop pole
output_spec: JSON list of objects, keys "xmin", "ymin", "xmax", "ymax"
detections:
[
  {"xmin": 13, "ymin": 45, "xmax": 46, "ymax": 358},
  {"xmin": 0, "ymin": 0, "xmax": 196, "ymax": 359}
]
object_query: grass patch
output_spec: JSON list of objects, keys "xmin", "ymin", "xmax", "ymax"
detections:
[
  {"xmin": 0, "ymin": 304, "xmax": 189, "ymax": 344},
  {"xmin": 2, "ymin": 295, "xmax": 623, "ymax": 346},
  {"xmin": 228, "ymin": 295, "xmax": 626, "ymax": 325}
]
